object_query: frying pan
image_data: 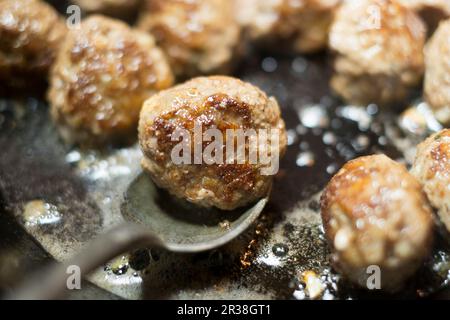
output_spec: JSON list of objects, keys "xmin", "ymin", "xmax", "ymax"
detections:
[{"xmin": 0, "ymin": 1, "xmax": 449, "ymax": 300}]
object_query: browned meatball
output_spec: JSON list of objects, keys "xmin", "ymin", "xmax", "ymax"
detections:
[
  {"xmin": 0, "ymin": 0, "xmax": 66, "ymax": 88},
  {"xmin": 329, "ymin": 0, "xmax": 426, "ymax": 107},
  {"xmin": 411, "ymin": 129, "xmax": 450, "ymax": 232},
  {"xmin": 321, "ymin": 154, "xmax": 434, "ymax": 291},
  {"xmin": 398, "ymin": 0, "xmax": 450, "ymax": 35},
  {"xmin": 137, "ymin": 0, "xmax": 241, "ymax": 78},
  {"xmin": 424, "ymin": 19, "xmax": 450, "ymax": 125},
  {"xmin": 72, "ymin": 0, "xmax": 141, "ymax": 19},
  {"xmin": 139, "ymin": 76, "xmax": 287, "ymax": 210},
  {"xmin": 48, "ymin": 15, "xmax": 174, "ymax": 146},
  {"xmin": 237, "ymin": 0, "xmax": 341, "ymax": 54}
]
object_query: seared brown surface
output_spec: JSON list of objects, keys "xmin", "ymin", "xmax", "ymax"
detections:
[
  {"xmin": 0, "ymin": 0, "xmax": 66, "ymax": 88},
  {"xmin": 398, "ymin": 0, "xmax": 450, "ymax": 35},
  {"xmin": 412, "ymin": 129, "xmax": 450, "ymax": 233},
  {"xmin": 1, "ymin": 51, "xmax": 449, "ymax": 299},
  {"xmin": 329, "ymin": 0, "xmax": 426, "ymax": 106},
  {"xmin": 321, "ymin": 154, "xmax": 434, "ymax": 291},
  {"xmin": 424, "ymin": 19, "xmax": 450, "ymax": 125},
  {"xmin": 48, "ymin": 15, "xmax": 174, "ymax": 146},
  {"xmin": 237, "ymin": 0, "xmax": 340, "ymax": 54},
  {"xmin": 0, "ymin": 0, "xmax": 448, "ymax": 300},
  {"xmin": 138, "ymin": 0, "xmax": 241, "ymax": 78},
  {"xmin": 139, "ymin": 76, "xmax": 287, "ymax": 210}
]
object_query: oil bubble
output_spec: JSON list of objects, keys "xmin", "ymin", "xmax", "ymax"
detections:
[
  {"xmin": 261, "ymin": 57, "xmax": 278, "ymax": 73},
  {"xmin": 296, "ymin": 151, "xmax": 315, "ymax": 167},
  {"xmin": 272, "ymin": 243, "xmax": 289, "ymax": 257},
  {"xmin": 23, "ymin": 200, "xmax": 62, "ymax": 227},
  {"xmin": 298, "ymin": 104, "xmax": 329, "ymax": 128}
]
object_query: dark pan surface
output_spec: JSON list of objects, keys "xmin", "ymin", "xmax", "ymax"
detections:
[{"xmin": 0, "ymin": 1, "xmax": 449, "ymax": 299}]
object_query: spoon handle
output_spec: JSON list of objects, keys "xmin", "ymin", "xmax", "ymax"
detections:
[{"xmin": 7, "ymin": 223, "xmax": 164, "ymax": 300}]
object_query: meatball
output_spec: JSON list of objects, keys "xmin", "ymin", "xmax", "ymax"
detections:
[
  {"xmin": 237, "ymin": 0, "xmax": 341, "ymax": 54},
  {"xmin": 398, "ymin": 0, "xmax": 450, "ymax": 35},
  {"xmin": 411, "ymin": 129, "xmax": 450, "ymax": 233},
  {"xmin": 138, "ymin": 76, "xmax": 287, "ymax": 210},
  {"xmin": 0, "ymin": 0, "xmax": 66, "ymax": 88},
  {"xmin": 329, "ymin": 0, "xmax": 426, "ymax": 107},
  {"xmin": 424, "ymin": 19, "xmax": 450, "ymax": 125},
  {"xmin": 48, "ymin": 15, "xmax": 174, "ymax": 146},
  {"xmin": 321, "ymin": 154, "xmax": 434, "ymax": 291},
  {"xmin": 71, "ymin": 0, "xmax": 141, "ymax": 19},
  {"xmin": 137, "ymin": 0, "xmax": 241, "ymax": 78}
]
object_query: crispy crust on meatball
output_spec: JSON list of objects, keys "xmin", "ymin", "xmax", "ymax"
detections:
[
  {"xmin": 424, "ymin": 19, "xmax": 450, "ymax": 125},
  {"xmin": 48, "ymin": 15, "xmax": 174, "ymax": 146},
  {"xmin": 0, "ymin": 0, "xmax": 66, "ymax": 87},
  {"xmin": 237, "ymin": 0, "xmax": 341, "ymax": 54},
  {"xmin": 398, "ymin": 0, "xmax": 450, "ymax": 34},
  {"xmin": 411, "ymin": 129, "xmax": 450, "ymax": 232},
  {"xmin": 329, "ymin": 0, "xmax": 426, "ymax": 106},
  {"xmin": 139, "ymin": 76, "xmax": 287, "ymax": 210},
  {"xmin": 321, "ymin": 154, "xmax": 434, "ymax": 291},
  {"xmin": 137, "ymin": 0, "xmax": 241, "ymax": 78}
]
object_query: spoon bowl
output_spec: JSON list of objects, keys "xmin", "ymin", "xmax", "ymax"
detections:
[
  {"xmin": 9, "ymin": 172, "xmax": 268, "ymax": 299},
  {"xmin": 122, "ymin": 173, "xmax": 268, "ymax": 252}
]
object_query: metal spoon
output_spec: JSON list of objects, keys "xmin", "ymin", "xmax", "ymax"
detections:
[{"xmin": 8, "ymin": 173, "xmax": 268, "ymax": 299}]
